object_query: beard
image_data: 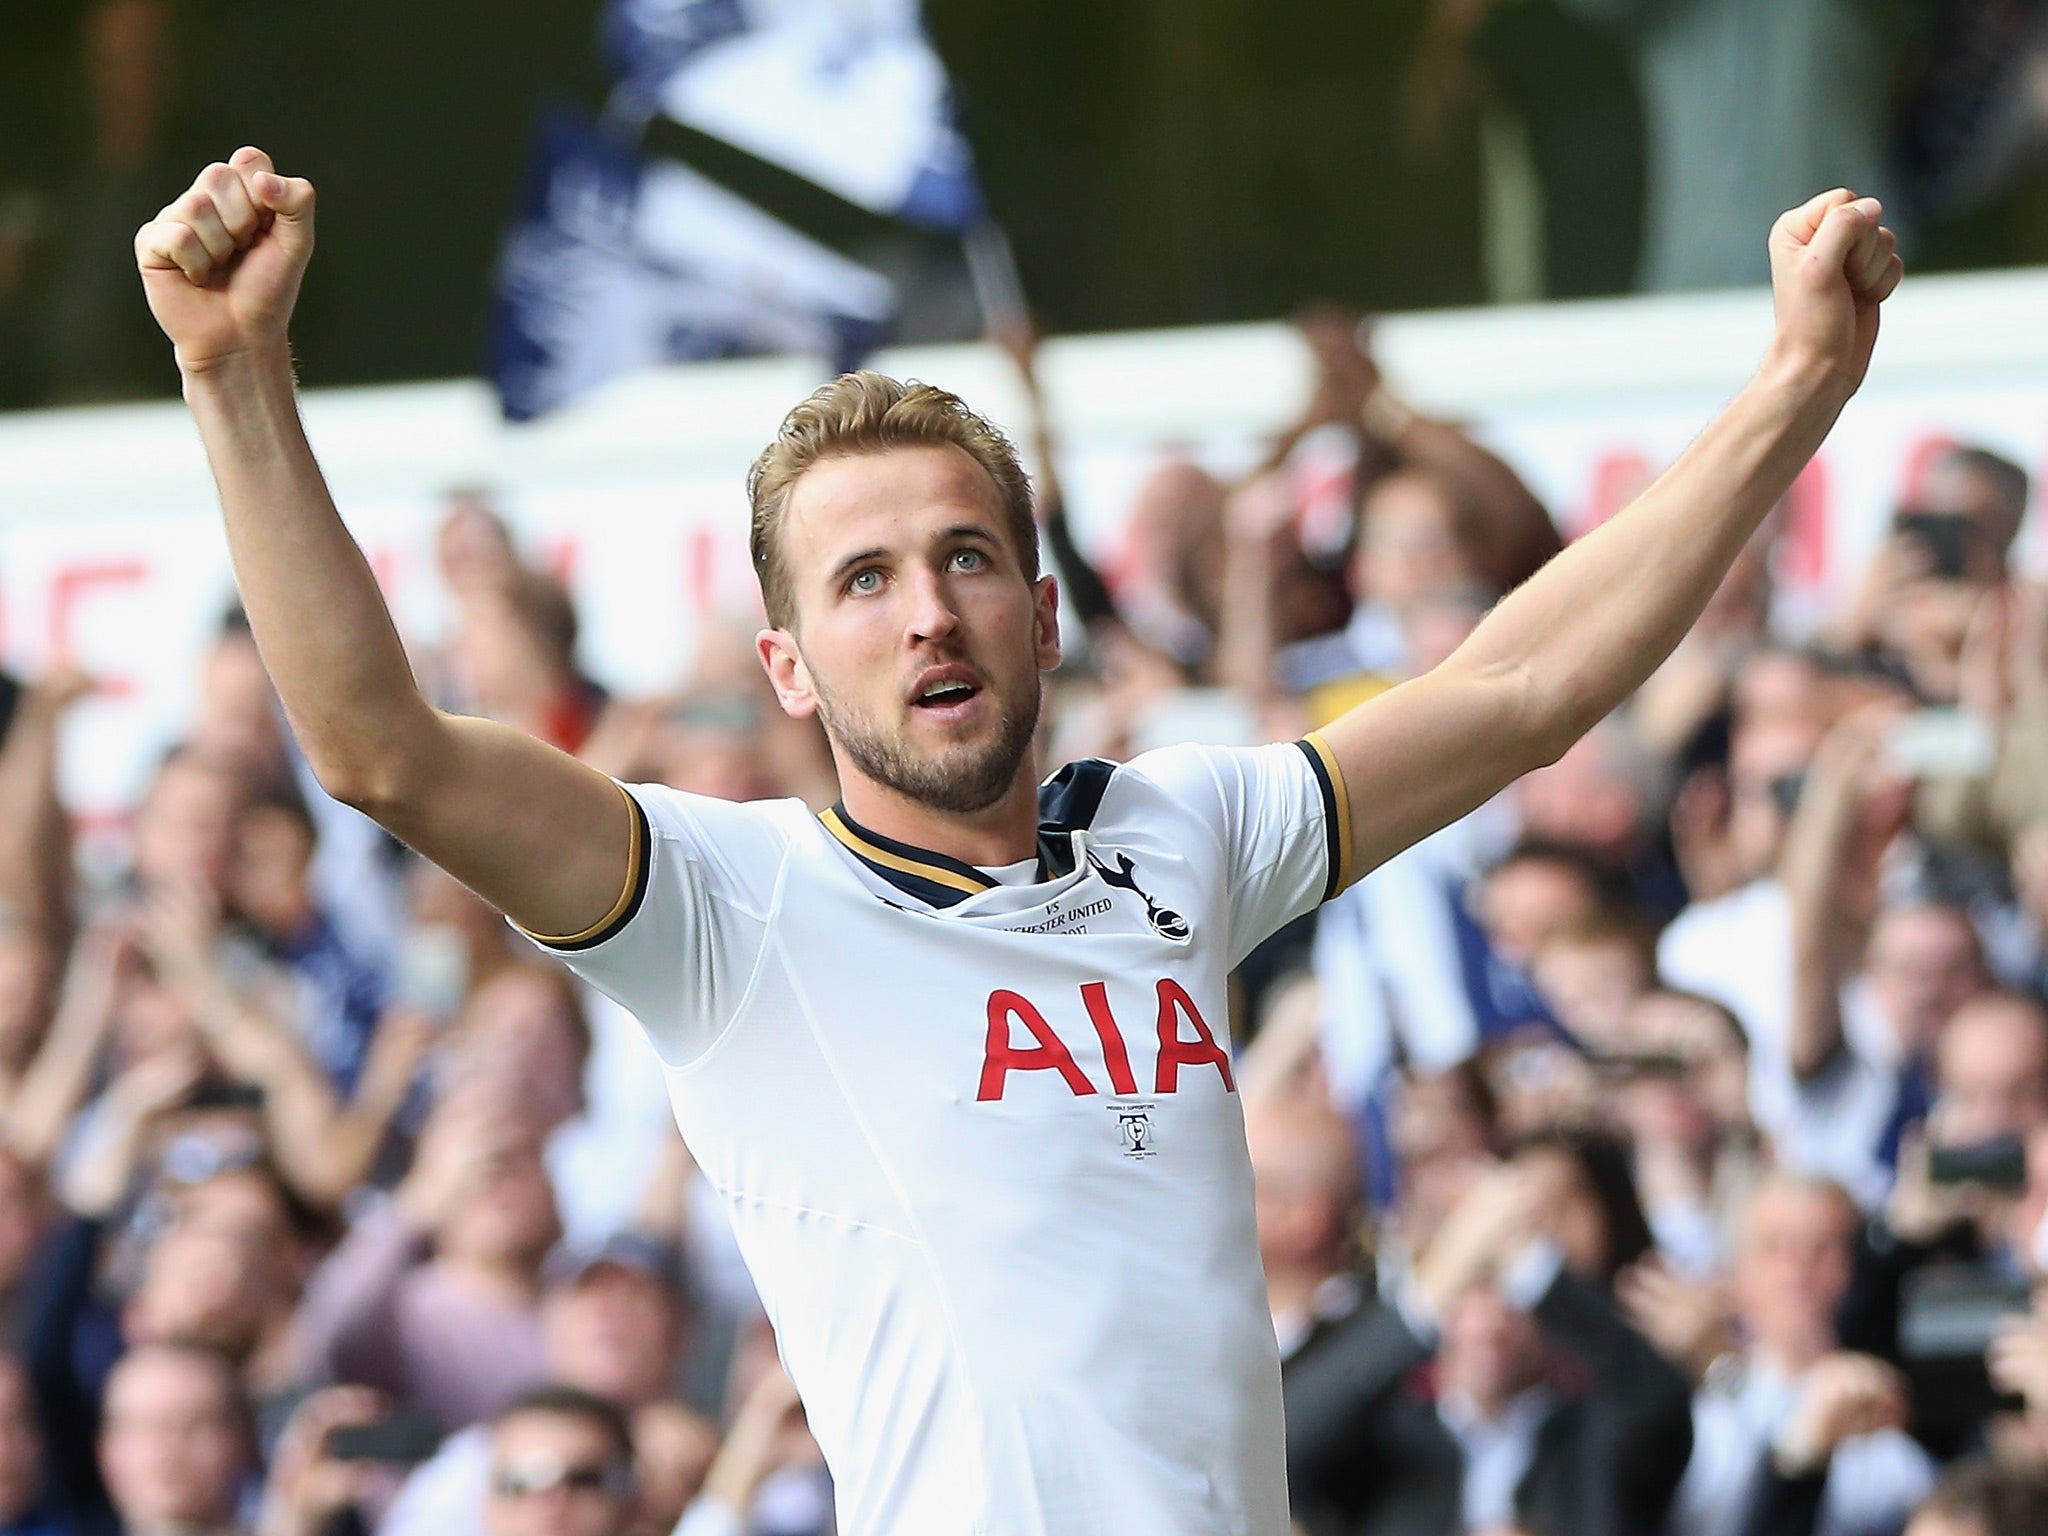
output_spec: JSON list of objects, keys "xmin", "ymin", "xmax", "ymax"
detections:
[{"xmin": 810, "ymin": 665, "xmax": 1041, "ymax": 815}]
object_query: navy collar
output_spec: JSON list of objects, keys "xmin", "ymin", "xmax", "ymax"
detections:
[{"xmin": 820, "ymin": 758, "xmax": 1116, "ymax": 909}]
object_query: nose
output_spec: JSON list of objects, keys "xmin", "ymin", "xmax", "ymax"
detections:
[{"xmin": 903, "ymin": 564, "xmax": 961, "ymax": 645}]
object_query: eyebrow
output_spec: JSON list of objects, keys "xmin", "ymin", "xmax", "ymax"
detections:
[{"xmin": 826, "ymin": 524, "xmax": 1002, "ymax": 587}]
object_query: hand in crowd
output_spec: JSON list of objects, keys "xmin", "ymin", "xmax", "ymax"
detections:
[
  {"xmin": 1410, "ymin": 1161, "xmax": 1544, "ymax": 1319},
  {"xmin": 255, "ymin": 1386, "xmax": 390, "ymax": 1536},
  {"xmin": 1772, "ymin": 1353, "xmax": 1910, "ymax": 1476},
  {"xmin": 1616, "ymin": 1257, "xmax": 1734, "ymax": 1385}
]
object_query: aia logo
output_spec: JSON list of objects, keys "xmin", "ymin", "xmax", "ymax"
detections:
[
  {"xmin": 1089, "ymin": 852, "xmax": 1190, "ymax": 940},
  {"xmin": 976, "ymin": 979, "xmax": 1234, "ymax": 1103}
]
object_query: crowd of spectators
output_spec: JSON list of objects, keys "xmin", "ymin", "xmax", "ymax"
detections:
[{"xmin": 7, "ymin": 311, "xmax": 2048, "ymax": 1536}]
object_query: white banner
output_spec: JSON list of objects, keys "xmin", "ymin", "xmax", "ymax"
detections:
[{"xmin": 4, "ymin": 266, "xmax": 2048, "ymax": 839}]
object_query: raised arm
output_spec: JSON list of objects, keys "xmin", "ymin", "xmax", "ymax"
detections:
[
  {"xmin": 134, "ymin": 150, "xmax": 630, "ymax": 938},
  {"xmin": 1318, "ymin": 190, "xmax": 1901, "ymax": 881}
]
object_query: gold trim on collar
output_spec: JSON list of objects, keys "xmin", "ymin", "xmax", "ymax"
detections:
[{"xmin": 819, "ymin": 807, "xmax": 993, "ymax": 896}]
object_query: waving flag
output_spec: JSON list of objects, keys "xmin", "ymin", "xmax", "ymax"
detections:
[
  {"xmin": 602, "ymin": 0, "xmax": 986, "ymax": 233},
  {"xmin": 488, "ymin": 109, "xmax": 895, "ymax": 421}
]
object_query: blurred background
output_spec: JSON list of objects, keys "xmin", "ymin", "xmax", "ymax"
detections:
[{"xmin": 11, "ymin": 4, "xmax": 2048, "ymax": 1536}]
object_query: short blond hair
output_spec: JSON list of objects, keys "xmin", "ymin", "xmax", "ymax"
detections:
[{"xmin": 747, "ymin": 371, "xmax": 1039, "ymax": 629}]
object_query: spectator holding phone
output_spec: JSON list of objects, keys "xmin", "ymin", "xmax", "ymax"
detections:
[
  {"xmin": 1669, "ymin": 1175, "xmax": 1935, "ymax": 1536},
  {"xmin": 1832, "ymin": 447, "xmax": 2029, "ymax": 705}
]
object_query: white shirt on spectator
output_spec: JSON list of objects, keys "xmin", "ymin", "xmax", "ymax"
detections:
[
  {"xmin": 1673, "ymin": 1357, "xmax": 1936, "ymax": 1536},
  {"xmin": 1658, "ymin": 879, "xmax": 1898, "ymax": 1204},
  {"xmin": 1438, "ymin": 1385, "xmax": 1556, "ymax": 1533}
]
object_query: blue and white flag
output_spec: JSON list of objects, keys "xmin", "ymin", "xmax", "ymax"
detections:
[
  {"xmin": 488, "ymin": 109, "xmax": 896, "ymax": 422},
  {"xmin": 602, "ymin": 0, "xmax": 985, "ymax": 233}
]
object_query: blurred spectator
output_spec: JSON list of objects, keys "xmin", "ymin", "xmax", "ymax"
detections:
[
  {"xmin": 1669, "ymin": 1175, "xmax": 1935, "ymax": 1536},
  {"xmin": 97, "ymin": 1343, "xmax": 253, "ymax": 1536},
  {"xmin": 1285, "ymin": 1162, "xmax": 1693, "ymax": 1536},
  {"xmin": 295, "ymin": 1091, "xmax": 559, "ymax": 1433},
  {"xmin": 378, "ymin": 1233, "xmax": 697, "ymax": 1536},
  {"xmin": 483, "ymin": 1389, "xmax": 636, "ymax": 1536},
  {"xmin": 1246, "ymin": 1101, "xmax": 1368, "ymax": 1366}
]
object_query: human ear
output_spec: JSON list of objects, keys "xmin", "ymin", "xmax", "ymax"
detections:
[
  {"xmin": 756, "ymin": 628, "xmax": 819, "ymax": 719},
  {"xmin": 1033, "ymin": 574, "xmax": 1063, "ymax": 673}
]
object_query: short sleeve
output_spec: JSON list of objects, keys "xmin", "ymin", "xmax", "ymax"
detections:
[
  {"xmin": 1121, "ymin": 735, "xmax": 1355, "ymax": 965},
  {"xmin": 518, "ymin": 782, "xmax": 788, "ymax": 1068}
]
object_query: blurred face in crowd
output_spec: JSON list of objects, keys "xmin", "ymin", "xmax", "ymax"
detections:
[
  {"xmin": 177, "ymin": 1167, "xmax": 302, "ymax": 1310},
  {"xmin": 543, "ymin": 1264, "xmax": 685, "ymax": 1410},
  {"xmin": 1515, "ymin": 727, "xmax": 1650, "ymax": 862},
  {"xmin": 0, "ymin": 1152, "xmax": 44, "ymax": 1303},
  {"xmin": 1476, "ymin": 854, "xmax": 1600, "ymax": 968},
  {"xmin": 1351, "ymin": 470, "xmax": 1474, "ymax": 612},
  {"xmin": 1124, "ymin": 458, "xmax": 1228, "ymax": 632},
  {"xmin": 1731, "ymin": 1180, "xmax": 1858, "ymax": 1368},
  {"xmin": 1439, "ymin": 1285, "xmax": 1546, "ymax": 1416},
  {"xmin": 1246, "ymin": 1104, "xmax": 1361, "ymax": 1287},
  {"xmin": 1732, "ymin": 649, "xmax": 1831, "ymax": 733},
  {"xmin": 1725, "ymin": 715, "xmax": 1826, "ymax": 882},
  {"xmin": 454, "ymin": 967, "xmax": 589, "ymax": 1131},
  {"xmin": 1866, "ymin": 903, "xmax": 1987, "ymax": 1059},
  {"xmin": 761, "ymin": 446, "xmax": 1057, "ymax": 817},
  {"xmin": 125, "ymin": 1223, "xmax": 271, "ymax": 1358},
  {"xmin": 1530, "ymin": 930, "xmax": 1652, "ymax": 1052},
  {"xmin": 191, "ymin": 633, "xmax": 284, "ymax": 778},
  {"xmin": 99, "ymin": 1347, "xmax": 249, "ymax": 1530},
  {"xmin": 133, "ymin": 752, "xmax": 240, "ymax": 895},
  {"xmin": 442, "ymin": 1142, "xmax": 562, "ymax": 1270},
  {"xmin": 230, "ymin": 802, "xmax": 316, "ymax": 939},
  {"xmin": 488, "ymin": 1408, "xmax": 634, "ymax": 1536},
  {"xmin": 1936, "ymin": 996, "xmax": 2048, "ymax": 1147},
  {"xmin": 1918, "ymin": 453, "xmax": 2023, "ymax": 569},
  {"xmin": 0, "ymin": 1356, "xmax": 42, "ymax": 1525},
  {"xmin": 1619, "ymin": 991, "xmax": 1751, "ymax": 1148},
  {"xmin": 439, "ymin": 497, "xmax": 520, "ymax": 596},
  {"xmin": 652, "ymin": 698, "xmax": 779, "ymax": 802}
]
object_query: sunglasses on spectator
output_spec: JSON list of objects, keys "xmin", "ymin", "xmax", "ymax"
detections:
[{"xmin": 490, "ymin": 1458, "xmax": 632, "ymax": 1499}]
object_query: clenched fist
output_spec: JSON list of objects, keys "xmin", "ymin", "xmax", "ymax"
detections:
[
  {"xmin": 135, "ymin": 147, "xmax": 316, "ymax": 373},
  {"xmin": 1767, "ymin": 188, "xmax": 1903, "ymax": 398}
]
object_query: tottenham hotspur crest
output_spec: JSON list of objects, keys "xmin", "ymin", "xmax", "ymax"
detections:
[{"xmin": 1089, "ymin": 852, "xmax": 1190, "ymax": 941}]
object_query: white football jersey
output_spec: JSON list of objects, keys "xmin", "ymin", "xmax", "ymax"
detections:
[{"xmin": 530, "ymin": 736, "xmax": 1355, "ymax": 1535}]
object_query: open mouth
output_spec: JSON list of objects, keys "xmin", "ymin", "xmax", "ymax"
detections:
[
  {"xmin": 910, "ymin": 667, "xmax": 984, "ymax": 713},
  {"xmin": 913, "ymin": 680, "xmax": 982, "ymax": 710}
]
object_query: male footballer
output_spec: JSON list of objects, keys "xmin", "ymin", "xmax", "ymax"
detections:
[{"xmin": 137, "ymin": 146, "xmax": 1900, "ymax": 1534}]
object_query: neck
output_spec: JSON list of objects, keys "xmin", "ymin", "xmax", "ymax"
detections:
[
  {"xmin": 1756, "ymin": 1332, "xmax": 1832, "ymax": 1380},
  {"xmin": 837, "ymin": 764, "xmax": 1042, "ymax": 868}
]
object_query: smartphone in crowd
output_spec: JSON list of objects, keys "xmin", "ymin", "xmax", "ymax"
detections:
[
  {"xmin": 1893, "ymin": 509, "xmax": 1974, "ymax": 580},
  {"xmin": 325, "ymin": 1412, "xmax": 445, "ymax": 1465}
]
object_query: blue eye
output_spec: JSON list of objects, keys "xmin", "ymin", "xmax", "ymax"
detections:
[
  {"xmin": 848, "ymin": 569, "xmax": 883, "ymax": 595},
  {"xmin": 949, "ymin": 547, "xmax": 989, "ymax": 572}
]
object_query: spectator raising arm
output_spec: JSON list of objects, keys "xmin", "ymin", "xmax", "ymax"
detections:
[
  {"xmin": 134, "ymin": 150, "xmax": 632, "ymax": 941},
  {"xmin": 1317, "ymin": 190, "xmax": 1901, "ymax": 883}
]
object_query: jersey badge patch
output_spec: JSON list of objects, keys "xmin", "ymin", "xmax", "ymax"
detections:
[{"xmin": 1088, "ymin": 852, "xmax": 1190, "ymax": 941}]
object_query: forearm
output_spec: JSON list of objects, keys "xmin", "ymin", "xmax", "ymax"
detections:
[
  {"xmin": 181, "ymin": 349, "xmax": 440, "ymax": 803},
  {"xmin": 0, "ymin": 687, "xmax": 74, "ymax": 946},
  {"xmin": 1458, "ymin": 359, "xmax": 1848, "ymax": 752}
]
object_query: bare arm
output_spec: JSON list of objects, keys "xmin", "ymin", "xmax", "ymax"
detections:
[
  {"xmin": 1319, "ymin": 191, "xmax": 1901, "ymax": 880},
  {"xmin": 0, "ymin": 672, "xmax": 87, "ymax": 951},
  {"xmin": 135, "ymin": 151, "xmax": 629, "ymax": 938}
]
